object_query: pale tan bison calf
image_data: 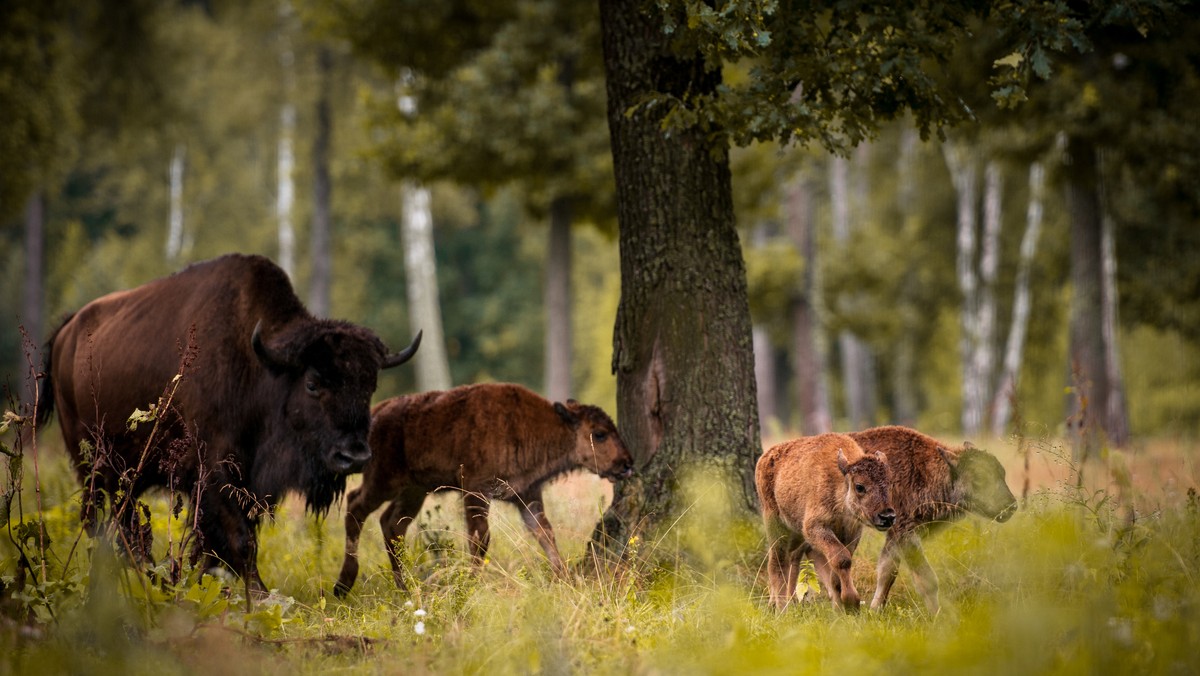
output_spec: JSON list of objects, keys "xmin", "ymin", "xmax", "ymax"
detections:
[
  {"xmin": 756, "ymin": 433, "xmax": 895, "ymax": 612},
  {"xmin": 848, "ymin": 425, "xmax": 1017, "ymax": 614},
  {"xmin": 334, "ymin": 383, "xmax": 634, "ymax": 596}
]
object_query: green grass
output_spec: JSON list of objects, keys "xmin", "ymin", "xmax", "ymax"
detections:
[{"xmin": 4, "ymin": 435, "xmax": 1200, "ymax": 675}]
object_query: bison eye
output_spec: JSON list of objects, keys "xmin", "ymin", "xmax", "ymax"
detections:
[
  {"xmin": 855, "ymin": 483, "xmax": 866, "ymax": 495},
  {"xmin": 305, "ymin": 379, "xmax": 319, "ymax": 396},
  {"xmin": 593, "ymin": 431, "xmax": 608, "ymax": 442}
]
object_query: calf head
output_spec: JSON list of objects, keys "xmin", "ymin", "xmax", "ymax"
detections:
[
  {"xmin": 554, "ymin": 400, "xmax": 634, "ymax": 481},
  {"xmin": 837, "ymin": 448, "xmax": 895, "ymax": 531},
  {"xmin": 940, "ymin": 442, "xmax": 1018, "ymax": 522},
  {"xmin": 253, "ymin": 320, "xmax": 420, "ymax": 476}
]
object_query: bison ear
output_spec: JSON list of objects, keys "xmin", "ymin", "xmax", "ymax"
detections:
[
  {"xmin": 874, "ymin": 451, "xmax": 888, "ymax": 465},
  {"xmin": 252, "ymin": 320, "xmax": 292, "ymax": 373},
  {"xmin": 836, "ymin": 449, "xmax": 850, "ymax": 475},
  {"xmin": 554, "ymin": 402, "xmax": 579, "ymax": 427},
  {"xmin": 938, "ymin": 446, "xmax": 959, "ymax": 469},
  {"xmin": 963, "ymin": 440, "xmax": 976, "ymax": 450}
]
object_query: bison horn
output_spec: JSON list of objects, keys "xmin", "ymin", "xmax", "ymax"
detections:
[
  {"xmin": 382, "ymin": 330, "xmax": 423, "ymax": 369},
  {"xmin": 251, "ymin": 320, "xmax": 290, "ymax": 371}
]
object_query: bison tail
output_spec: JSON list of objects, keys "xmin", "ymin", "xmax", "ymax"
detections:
[{"xmin": 33, "ymin": 313, "xmax": 72, "ymax": 429}]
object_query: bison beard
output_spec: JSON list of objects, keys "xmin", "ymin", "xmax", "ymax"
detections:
[{"xmin": 36, "ymin": 254, "xmax": 420, "ymax": 593}]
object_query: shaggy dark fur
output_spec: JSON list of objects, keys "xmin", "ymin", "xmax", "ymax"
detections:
[
  {"xmin": 334, "ymin": 382, "xmax": 634, "ymax": 596},
  {"xmin": 36, "ymin": 254, "xmax": 419, "ymax": 592}
]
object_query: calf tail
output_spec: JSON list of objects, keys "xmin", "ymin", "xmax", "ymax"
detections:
[{"xmin": 33, "ymin": 312, "xmax": 72, "ymax": 429}]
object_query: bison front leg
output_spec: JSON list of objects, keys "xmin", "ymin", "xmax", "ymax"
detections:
[
  {"xmin": 378, "ymin": 488, "xmax": 427, "ymax": 591},
  {"xmin": 509, "ymin": 489, "xmax": 566, "ymax": 578},
  {"xmin": 194, "ymin": 489, "xmax": 266, "ymax": 596},
  {"xmin": 804, "ymin": 524, "xmax": 860, "ymax": 611},
  {"xmin": 463, "ymin": 492, "xmax": 491, "ymax": 565}
]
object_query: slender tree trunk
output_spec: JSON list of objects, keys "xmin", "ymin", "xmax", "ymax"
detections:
[
  {"xmin": 309, "ymin": 46, "xmax": 333, "ymax": 318},
  {"xmin": 971, "ymin": 159, "xmax": 1003, "ymax": 432},
  {"xmin": 593, "ymin": 0, "xmax": 761, "ymax": 550},
  {"xmin": 1065, "ymin": 136, "xmax": 1108, "ymax": 461},
  {"xmin": 166, "ymin": 144, "xmax": 186, "ymax": 262},
  {"xmin": 944, "ymin": 141, "xmax": 982, "ymax": 435},
  {"xmin": 22, "ymin": 190, "xmax": 44, "ymax": 407},
  {"xmin": 276, "ymin": 1, "xmax": 297, "ymax": 278},
  {"xmin": 544, "ymin": 196, "xmax": 573, "ymax": 401},
  {"xmin": 785, "ymin": 168, "xmax": 832, "ymax": 434},
  {"xmin": 830, "ymin": 151, "xmax": 874, "ymax": 428},
  {"xmin": 1100, "ymin": 194, "xmax": 1130, "ymax": 446},
  {"xmin": 400, "ymin": 182, "xmax": 451, "ymax": 391},
  {"xmin": 891, "ymin": 128, "xmax": 919, "ymax": 426},
  {"xmin": 753, "ymin": 325, "xmax": 777, "ymax": 430},
  {"xmin": 993, "ymin": 162, "xmax": 1045, "ymax": 437}
]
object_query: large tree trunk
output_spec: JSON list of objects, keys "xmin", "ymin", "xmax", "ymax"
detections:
[
  {"xmin": 784, "ymin": 169, "xmax": 832, "ymax": 435},
  {"xmin": 1065, "ymin": 136, "xmax": 1108, "ymax": 461},
  {"xmin": 308, "ymin": 46, "xmax": 333, "ymax": 318},
  {"xmin": 593, "ymin": 0, "xmax": 761, "ymax": 549},
  {"xmin": 544, "ymin": 195, "xmax": 573, "ymax": 402},
  {"xmin": 971, "ymin": 159, "xmax": 1003, "ymax": 432},
  {"xmin": 992, "ymin": 162, "xmax": 1046, "ymax": 437},
  {"xmin": 22, "ymin": 190, "xmax": 44, "ymax": 407},
  {"xmin": 400, "ymin": 182, "xmax": 451, "ymax": 391}
]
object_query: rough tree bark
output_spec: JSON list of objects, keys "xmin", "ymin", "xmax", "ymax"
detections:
[
  {"xmin": 992, "ymin": 162, "xmax": 1045, "ymax": 437},
  {"xmin": 1065, "ymin": 136, "xmax": 1108, "ymax": 461},
  {"xmin": 784, "ymin": 168, "xmax": 831, "ymax": 434},
  {"xmin": 308, "ymin": 46, "xmax": 333, "ymax": 318},
  {"xmin": 592, "ymin": 0, "xmax": 761, "ymax": 550}
]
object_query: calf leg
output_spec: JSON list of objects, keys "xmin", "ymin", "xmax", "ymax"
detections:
[
  {"xmin": 335, "ymin": 485, "xmax": 389, "ymax": 597},
  {"xmin": 509, "ymin": 488, "xmax": 566, "ymax": 577},
  {"xmin": 803, "ymin": 523, "xmax": 860, "ymax": 611},
  {"xmin": 871, "ymin": 532, "xmax": 907, "ymax": 611},
  {"xmin": 379, "ymin": 487, "xmax": 428, "ymax": 591},
  {"xmin": 766, "ymin": 537, "xmax": 804, "ymax": 611},
  {"xmin": 463, "ymin": 492, "xmax": 491, "ymax": 564},
  {"xmin": 899, "ymin": 537, "xmax": 940, "ymax": 615}
]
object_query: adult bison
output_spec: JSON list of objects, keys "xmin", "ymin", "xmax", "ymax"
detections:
[
  {"xmin": 334, "ymin": 382, "xmax": 633, "ymax": 596},
  {"xmin": 756, "ymin": 433, "xmax": 895, "ymax": 612},
  {"xmin": 36, "ymin": 253, "xmax": 420, "ymax": 592},
  {"xmin": 848, "ymin": 425, "xmax": 1017, "ymax": 614}
]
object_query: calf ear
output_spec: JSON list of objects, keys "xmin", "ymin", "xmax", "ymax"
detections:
[
  {"xmin": 938, "ymin": 446, "xmax": 959, "ymax": 469},
  {"xmin": 873, "ymin": 451, "xmax": 888, "ymax": 465},
  {"xmin": 837, "ymin": 449, "xmax": 850, "ymax": 475},
  {"xmin": 963, "ymin": 440, "xmax": 976, "ymax": 450},
  {"xmin": 554, "ymin": 402, "xmax": 579, "ymax": 427}
]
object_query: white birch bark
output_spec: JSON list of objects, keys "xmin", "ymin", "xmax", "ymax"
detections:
[
  {"xmin": 1101, "ymin": 192, "xmax": 1130, "ymax": 446},
  {"xmin": 968, "ymin": 159, "xmax": 1003, "ymax": 432},
  {"xmin": 830, "ymin": 149, "xmax": 874, "ymax": 428},
  {"xmin": 992, "ymin": 162, "xmax": 1045, "ymax": 437},
  {"xmin": 544, "ymin": 197, "xmax": 573, "ymax": 402},
  {"xmin": 166, "ymin": 143, "xmax": 186, "ymax": 262},
  {"xmin": 943, "ymin": 141, "xmax": 982, "ymax": 435},
  {"xmin": 276, "ymin": 2, "xmax": 297, "ymax": 278},
  {"xmin": 785, "ymin": 167, "xmax": 832, "ymax": 434},
  {"xmin": 401, "ymin": 182, "xmax": 451, "ymax": 391}
]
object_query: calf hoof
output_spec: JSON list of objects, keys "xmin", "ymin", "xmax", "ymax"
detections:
[{"xmin": 333, "ymin": 580, "xmax": 352, "ymax": 599}]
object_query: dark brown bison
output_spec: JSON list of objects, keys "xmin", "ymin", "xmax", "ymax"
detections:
[
  {"xmin": 848, "ymin": 425, "xmax": 1017, "ymax": 614},
  {"xmin": 35, "ymin": 254, "xmax": 420, "ymax": 592},
  {"xmin": 334, "ymin": 382, "xmax": 633, "ymax": 596},
  {"xmin": 756, "ymin": 433, "xmax": 895, "ymax": 612}
]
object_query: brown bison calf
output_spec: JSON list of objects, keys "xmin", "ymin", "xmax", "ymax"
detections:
[
  {"xmin": 848, "ymin": 425, "xmax": 1017, "ymax": 614},
  {"xmin": 756, "ymin": 433, "xmax": 895, "ymax": 612},
  {"xmin": 334, "ymin": 383, "xmax": 634, "ymax": 596}
]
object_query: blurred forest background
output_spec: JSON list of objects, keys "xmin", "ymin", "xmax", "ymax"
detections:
[{"xmin": 2, "ymin": 0, "xmax": 1198, "ymax": 444}]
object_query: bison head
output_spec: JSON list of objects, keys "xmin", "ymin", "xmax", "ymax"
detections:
[
  {"xmin": 837, "ymin": 448, "xmax": 896, "ymax": 531},
  {"xmin": 253, "ymin": 320, "xmax": 421, "ymax": 476},
  {"xmin": 941, "ymin": 442, "xmax": 1017, "ymax": 522},
  {"xmin": 554, "ymin": 400, "xmax": 634, "ymax": 481}
]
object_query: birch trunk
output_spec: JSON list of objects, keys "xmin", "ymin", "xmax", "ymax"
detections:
[
  {"xmin": 891, "ymin": 128, "xmax": 919, "ymax": 425},
  {"xmin": 401, "ymin": 182, "xmax": 451, "ymax": 391},
  {"xmin": 943, "ymin": 141, "xmax": 982, "ymax": 435},
  {"xmin": 969, "ymin": 159, "xmax": 1003, "ymax": 431},
  {"xmin": 830, "ymin": 151, "xmax": 875, "ymax": 428},
  {"xmin": 166, "ymin": 144, "xmax": 186, "ymax": 262},
  {"xmin": 544, "ymin": 196, "xmax": 573, "ymax": 402},
  {"xmin": 992, "ymin": 162, "xmax": 1045, "ymax": 437},
  {"xmin": 1101, "ymin": 198, "xmax": 1130, "ymax": 446},
  {"xmin": 276, "ymin": 2, "xmax": 297, "ymax": 278}
]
